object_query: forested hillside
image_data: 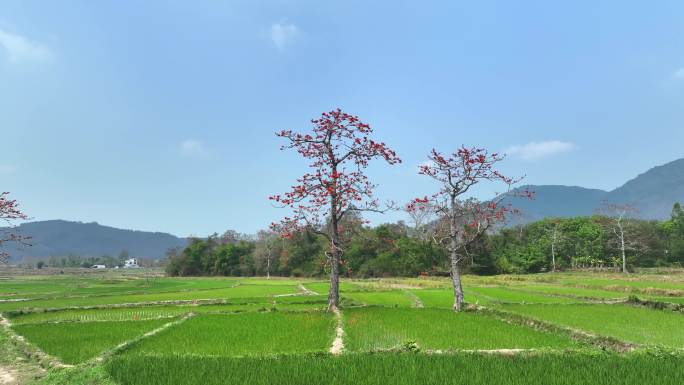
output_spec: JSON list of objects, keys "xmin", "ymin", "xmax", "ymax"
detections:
[{"xmin": 165, "ymin": 203, "xmax": 684, "ymax": 277}]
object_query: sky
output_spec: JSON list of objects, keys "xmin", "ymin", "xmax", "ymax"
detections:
[{"xmin": 2, "ymin": 1, "xmax": 684, "ymax": 237}]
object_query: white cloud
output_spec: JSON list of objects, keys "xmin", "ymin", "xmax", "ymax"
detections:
[
  {"xmin": 179, "ymin": 140, "xmax": 208, "ymax": 158},
  {"xmin": 673, "ymin": 67, "xmax": 684, "ymax": 80},
  {"xmin": 0, "ymin": 28, "xmax": 52, "ymax": 63},
  {"xmin": 270, "ymin": 21, "xmax": 299, "ymax": 50},
  {"xmin": 505, "ymin": 140, "xmax": 575, "ymax": 161},
  {"xmin": 0, "ymin": 165, "xmax": 16, "ymax": 174}
]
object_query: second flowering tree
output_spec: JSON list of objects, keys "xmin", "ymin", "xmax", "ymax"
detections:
[
  {"xmin": 0, "ymin": 192, "xmax": 29, "ymax": 265},
  {"xmin": 270, "ymin": 109, "xmax": 401, "ymax": 310},
  {"xmin": 411, "ymin": 147, "xmax": 530, "ymax": 311}
]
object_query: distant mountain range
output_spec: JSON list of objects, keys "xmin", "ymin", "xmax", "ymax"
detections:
[
  {"xmin": 2, "ymin": 158, "xmax": 683, "ymax": 262},
  {"xmin": 3, "ymin": 220, "xmax": 188, "ymax": 262},
  {"xmin": 507, "ymin": 158, "xmax": 684, "ymax": 222}
]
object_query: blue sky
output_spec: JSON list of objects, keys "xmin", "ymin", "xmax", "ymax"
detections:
[{"xmin": 2, "ymin": 1, "xmax": 684, "ymax": 237}]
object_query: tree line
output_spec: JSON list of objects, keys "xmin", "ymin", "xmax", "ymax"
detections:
[{"xmin": 165, "ymin": 202, "xmax": 684, "ymax": 277}]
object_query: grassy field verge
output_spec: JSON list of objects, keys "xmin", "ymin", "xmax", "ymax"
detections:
[{"xmin": 106, "ymin": 352, "xmax": 684, "ymax": 385}]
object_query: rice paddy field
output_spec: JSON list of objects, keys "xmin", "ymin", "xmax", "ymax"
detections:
[{"xmin": 0, "ymin": 269, "xmax": 683, "ymax": 384}]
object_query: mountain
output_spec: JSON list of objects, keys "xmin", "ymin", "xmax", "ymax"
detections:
[
  {"xmin": 505, "ymin": 185, "xmax": 608, "ymax": 222},
  {"xmin": 606, "ymin": 158, "xmax": 684, "ymax": 219},
  {"xmin": 3, "ymin": 220, "xmax": 188, "ymax": 262},
  {"xmin": 506, "ymin": 157, "xmax": 684, "ymax": 222}
]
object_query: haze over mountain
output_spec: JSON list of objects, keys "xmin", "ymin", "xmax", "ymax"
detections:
[
  {"xmin": 507, "ymin": 158, "xmax": 684, "ymax": 222},
  {"xmin": 3, "ymin": 220, "xmax": 188, "ymax": 262}
]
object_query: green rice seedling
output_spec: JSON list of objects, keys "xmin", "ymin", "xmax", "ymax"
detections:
[
  {"xmin": 9, "ymin": 306, "xmax": 188, "ymax": 324},
  {"xmin": 341, "ymin": 291, "xmax": 414, "ymax": 307},
  {"xmin": 12, "ymin": 319, "xmax": 171, "ymax": 364},
  {"xmin": 273, "ymin": 294, "xmax": 327, "ymax": 304},
  {"xmin": 299, "ymin": 282, "xmax": 330, "ymax": 295},
  {"xmin": 191, "ymin": 302, "xmax": 273, "ymax": 313},
  {"xmin": 275, "ymin": 303, "xmax": 327, "ymax": 312},
  {"xmin": 0, "ymin": 276, "xmax": 239, "ymax": 301},
  {"xmin": 237, "ymin": 278, "xmax": 302, "ymax": 286},
  {"xmin": 129, "ymin": 312, "xmax": 335, "ymax": 356},
  {"xmin": 409, "ymin": 289, "xmax": 491, "ymax": 308},
  {"xmin": 273, "ymin": 295, "xmax": 328, "ymax": 311},
  {"xmin": 106, "ymin": 352, "xmax": 684, "ymax": 385},
  {"xmin": 510, "ymin": 285, "xmax": 627, "ymax": 300},
  {"xmin": 0, "ymin": 279, "xmax": 73, "ymax": 299},
  {"xmin": 9, "ymin": 301, "xmax": 277, "ymax": 325},
  {"xmin": 345, "ymin": 279, "xmax": 421, "ymax": 290},
  {"xmin": 300, "ymin": 281, "xmax": 363, "ymax": 295},
  {"xmin": 0, "ymin": 284, "xmax": 296, "ymax": 312},
  {"xmin": 344, "ymin": 308, "xmax": 579, "ymax": 352},
  {"xmin": 641, "ymin": 296, "xmax": 684, "ymax": 305},
  {"xmin": 469, "ymin": 287, "xmax": 583, "ymax": 304},
  {"xmin": 216, "ymin": 284, "xmax": 299, "ymax": 298},
  {"xmin": 348, "ymin": 277, "xmax": 451, "ymax": 290},
  {"xmin": 558, "ymin": 276, "xmax": 684, "ymax": 292},
  {"xmin": 498, "ymin": 303, "xmax": 684, "ymax": 347}
]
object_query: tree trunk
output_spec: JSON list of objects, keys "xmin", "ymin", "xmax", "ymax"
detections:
[
  {"xmin": 617, "ymin": 219, "xmax": 628, "ymax": 274},
  {"xmin": 328, "ymin": 247, "xmax": 340, "ymax": 310},
  {"xmin": 451, "ymin": 253, "xmax": 464, "ymax": 312},
  {"xmin": 266, "ymin": 257, "xmax": 270, "ymax": 280},
  {"xmin": 620, "ymin": 228, "xmax": 627, "ymax": 274},
  {"xmin": 449, "ymin": 195, "xmax": 463, "ymax": 312},
  {"xmin": 327, "ymin": 193, "xmax": 341, "ymax": 311},
  {"xmin": 551, "ymin": 238, "xmax": 556, "ymax": 272}
]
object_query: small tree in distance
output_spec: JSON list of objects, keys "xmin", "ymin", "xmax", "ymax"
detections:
[
  {"xmin": 596, "ymin": 202, "xmax": 639, "ymax": 274},
  {"xmin": 254, "ymin": 230, "xmax": 278, "ymax": 279},
  {"xmin": 0, "ymin": 192, "xmax": 29, "ymax": 264},
  {"xmin": 411, "ymin": 147, "xmax": 530, "ymax": 312},
  {"xmin": 270, "ymin": 109, "xmax": 401, "ymax": 311},
  {"xmin": 546, "ymin": 218, "xmax": 566, "ymax": 272}
]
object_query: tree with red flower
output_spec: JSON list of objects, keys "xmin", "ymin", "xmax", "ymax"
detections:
[
  {"xmin": 270, "ymin": 109, "xmax": 401, "ymax": 310},
  {"xmin": 0, "ymin": 192, "xmax": 29, "ymax": 264},
  {"xmin": 412, "ymin": 147, "xmax": 531, "ymax": 311}
]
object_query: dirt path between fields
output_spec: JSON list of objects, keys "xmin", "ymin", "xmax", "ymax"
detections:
[
  {"xmin": 330, "ymin": 308, "xmax": 344, "ymax": 355},
  {"xmin": 1, "ymin": 314, "xmax": 72, "ymax": 370},
  {"xmin": 94, "ymin": 312, "xmax": 196, "ymax": 363},
  {"xmin": 0, "ymin": 367, "xmax": 16, "ymax": 385},
  {"xmin": 0, "ymin": 314, "xmax": 49, "ymax": 383},
  {"xmin": 404, "ymin": 290, "xmax": 424, "ymax": 308},
  {"xmin": 0, "ymin": 299, "xmax": 29, "ymax": 303},
  {"xmin": 426, "ymin": 348, "xmax": 535, "ymax": 355},
  {"xmin": 298, "ymin": 284, "xmax": 319, "ymax": 296},
  {"xmin": 1, "ymin": 316, "xmax": 19, "ymax": 385}
]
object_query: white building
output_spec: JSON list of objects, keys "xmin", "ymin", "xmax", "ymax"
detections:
[{"xmin": 123, "ymin": 258, "xmax": 140, "ymax": 268}]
